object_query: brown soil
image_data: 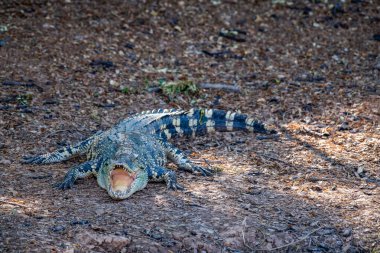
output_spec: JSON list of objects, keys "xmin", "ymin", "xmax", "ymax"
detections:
[{"xmin": 0, "ymin": 1, "xmax": 379, "ymax": 252}]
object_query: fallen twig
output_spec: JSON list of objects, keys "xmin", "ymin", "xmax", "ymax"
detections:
[
  {"xmin": 2, "ymin": 80, "xmax": 43, "ymax": 92},
  {"xmin": 147, "ymin": 86, "xmax": 162, "ymax": 93},
  {"xmin": 202, "ymin": 50, "xmax": 232, "ymax": 58},
  {"xmin": 257, "ymin": 227, "xmax": 323, "ymax": 252},
  {"xmin": 219, "ymin": 29, "xmax": 247, "ymax": 42},
  {"xmin": 147, "ymin": 82, "xmax": 241, "ymax": 93},
  {"xmin": 257, "ymin": 153, "xmax": 296, "ymax": 168},
  {"xmin": 89, "ymin": 59, "xmax": 114, "ymax": 69},
  {"xmin": 242, "ymin": 217, "xmax": 254, "ymax": 251},
  {"xmin": 199, "ymin": 83, "xmax": 240, "ymax": 92},
  {"xmin": 0, "ymin": 199, "xmax": 29, "ymax": 208},
  {"xmin": 300, "ymin": 126, "xmax": 330, "ymax": 138},
  {"xmin": 2, "ymin": 80, "xmax": 35, "ymax": 87},
  {"xmin": 256, "ymin": 134, "xmax": 280, "ymax": 140}
]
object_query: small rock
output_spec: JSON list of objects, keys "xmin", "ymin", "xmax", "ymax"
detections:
[
  {"xmin": 124, "ymin": 42, "xmax": 135, "ymax": 49},
  {"xmin": 373, "ymin": 34, "xmax": 380, "ymax": 41},
  {"xmin": 356, "ymin": 167, "xmax": 364, "ymax": 175},
  {"xmin": 74, "ymin": 34, "xmax": 86, "ymax": 41},
  {"xmin": 0, "ymin": 25, "xmax": 8, "ymax": 33},
  {"xmin": 331, "ymin": 2, "xmax": 345, "ymax": 16},
  {"xmin": 143, "ymin": 228, "xmax": 163, "ymax": 240},
  {"xmin": 51, "ymin": 225, "xmax": 66, "ymax": 233},
  {"xmin": 310, "ymin": 221, "xmax": 319, "ymax": 227},
  {"xmin": 90, "ymin": 59, "xmax": 114, "ymax": 70},
  {"xmin": 374, "ymin": 59, "xmax": 380, "ymax": 70},
  {"xmin": 0, "ymin": 158, "xmax": 11, "ymax": 165},
  {"xmin": 95, "ymin": 208, "xmax": 105, "ymax": 216},
  {"xmin": 42, "ymin": 23, "xmax": 55, "ymax": 29},
  {"xmin": 332, "ymin": 55, "xmax": 340, "ymax": 61},
  {"xmin": 70, "ymin": 219, "xmax": 90, "ymax": 226},
  {"xmin": 109, "ymin": 80, "xmax": 117, "ymax": 86},
  {"xmin": 172, "ymin": 232, "xmax": 185, "ymax": 241},
  {"xmin": 257, "ymin": 98, "xmax": 266, "ymax": 104},
  {"xmin": 311, "ymin": 186, "xmax": 323, "ymax": 192},
  {"xmin": 318, "ymin": 242, "xmax": 330, "ymax": 250},
  {"xmin": 342, "ymin": 228, "xmax": 352, "ymax": 237},
  {"xmin": 338, "ymin": 122, "xmax": 350, "ymax": 131},
  {"xmin": 76, "ymin": 231, "xmax": 131, "ymax": 251},
  {"xmin": 240, "ymin": 203, "xmax": 251, "ymax": 210},
  {"xmin": 317, "ymin": 227, "xmax": 335, "ymax": 236},
  {"xmin": 295, "ymin": 72, "xmax": 325, "ymax": 82},
  {"xmin": 162, "ymin": 239, "xmax": 176, "ymax": 247}
]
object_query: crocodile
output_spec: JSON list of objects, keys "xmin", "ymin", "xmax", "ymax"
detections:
[{"xmin": 22, "ymin": 108, "xmax": 273, "ymax": 200}]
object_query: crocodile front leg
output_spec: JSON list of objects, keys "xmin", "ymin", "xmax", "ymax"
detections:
[
  {"xmin": 55, "ymin": 159, "xmax": 102, "ymax": 190},
  {"xmin": 161, "ymin": 141, "xmax": 214, "ymax": 176},
  {"xmin": 21, "ymin": 132, "xmax": 102, "ymax": 164},
  {"xmin": 147, "ymin": 166, "xmax": 184, "ymax": 190}
]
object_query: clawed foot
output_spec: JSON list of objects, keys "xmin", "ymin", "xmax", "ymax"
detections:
[
  {"xmin": 54, "ymin": 180, "xmax": 74, "ymax": 190},
  {"xmin": 53, "ymin": 171, "xmax": 76, "ymax": 190},
  {"xmin": 165, "ymin": 171, "xmax": 185, "ymax": 191},
  {"xmin": 191, "ymin": 166, "xmax": 214, "ymax": 176},
  {"xmin": 167, "ymin": 181, "xmax": 185, "ymax": 191}
]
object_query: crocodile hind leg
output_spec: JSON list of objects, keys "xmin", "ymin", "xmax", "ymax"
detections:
[
  {"xmin": 21, "ymin": 132, "xmax": 101, "ymax": 164},
  {"xmin": 55, "ymin": 159, "xmax": 102, "ymax": 190},
  {"xmin": 147, "ymin": 166, "xmax": 184, "ymax": 190},
  {"xmin": 160, "ymin": 141, "xmax": 214, "ymax": 176}
]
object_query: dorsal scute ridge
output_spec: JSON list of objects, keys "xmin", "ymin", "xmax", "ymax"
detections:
[{"xmin": 132, "ymin": 108, "xmax": 184, "ymax": 117}]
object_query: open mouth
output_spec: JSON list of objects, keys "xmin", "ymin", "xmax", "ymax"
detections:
[{"xmin": 110, "ymin": 165, "xmax": 136, "ymax": 192}]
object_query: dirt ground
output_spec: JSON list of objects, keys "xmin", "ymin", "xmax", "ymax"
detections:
[{"xmin": 0, "ymin": 0, "xmax": 379, "ymax": 252}]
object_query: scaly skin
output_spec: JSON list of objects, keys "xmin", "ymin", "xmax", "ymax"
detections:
[{"xmin": 22, "ymin": 109, "xmax": 274, "ymax": 200}]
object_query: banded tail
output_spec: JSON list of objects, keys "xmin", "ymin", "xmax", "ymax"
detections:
[{"xmin": 128, "ymin": 108, "xmax": 273, "ymax": 140}]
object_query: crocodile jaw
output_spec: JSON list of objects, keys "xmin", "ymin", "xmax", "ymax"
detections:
[
  {"xmin": 106, "ymin": 165, "xmax": 148, "ymax": 200},
  {"xmin": 110, "ymin": 167, "xmax": 136, "ymax": 192}
]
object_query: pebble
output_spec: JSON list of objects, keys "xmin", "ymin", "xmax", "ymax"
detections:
[
  {"xmin": 109, "ymin": 80, "xmax": 117, "ymax": 86},
  {"xmin": 317, "ymin": 227, "xmax": 335, "ymax": 236},
  {"xmin": 172, "ymin": 232, "xmax": 185, "ymax": 241},
  {"xmin": 90, "ymin": 59, "xmax": 114, "ymax": 69},
  {"xmin": 374, "ymin": 58, "xmax": 380, "ymax": 70},
  {"xmin": 95, "ymin": 208, "xmax": 105, "ymax": 216},
  {"xmin": 51, "ymin": 225, "xmax": 66, "ymax": 233},
  {"xmin": 0, "ymin": 158, "xmax": 11, "ymax": 165},
  {"xmin": 332, "ymin": 55, "xmax": 340, "ymax": 61},
  {"xmin": 310, "ymin": 221, "xmax": 319, "ymax": 227},
  {"xmin": 342, "ymin": 228, "xmax": 352, "ymax": 237},
  {"xmin": 0, "ymin": 25, "xmax": 8, "ymax": 33},
  {"xmin": 295, "ymin": 72, "xmax": 325, "ymax": 82},
  {"xmin": 70, "ymin": 219, "xmax": 90, "ymax": 226},
  {"xmin": 76, "ymin": 231, "xmax": 131, "ymax": 251},
  {"xmin": 257, "ymin": 98, "xmax": 266, "ymax": 103},
  {"xmin": 338, "ymin": 122, "xmax": 350, "ymax": 131}
]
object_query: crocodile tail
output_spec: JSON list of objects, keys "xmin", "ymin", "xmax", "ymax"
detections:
[{"xmin": 155, "ymin": 108, "xmax": 270, "ymax": 140}]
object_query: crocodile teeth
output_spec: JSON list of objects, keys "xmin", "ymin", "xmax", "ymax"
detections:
[{"xmin": 110, "ymin": 167, "xmax": 135, "ymax": 192}]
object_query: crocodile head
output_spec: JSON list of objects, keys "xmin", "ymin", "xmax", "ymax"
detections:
[{"xmin": 98, "ymin": 162, "xmax": 148, "ymax": 200}]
